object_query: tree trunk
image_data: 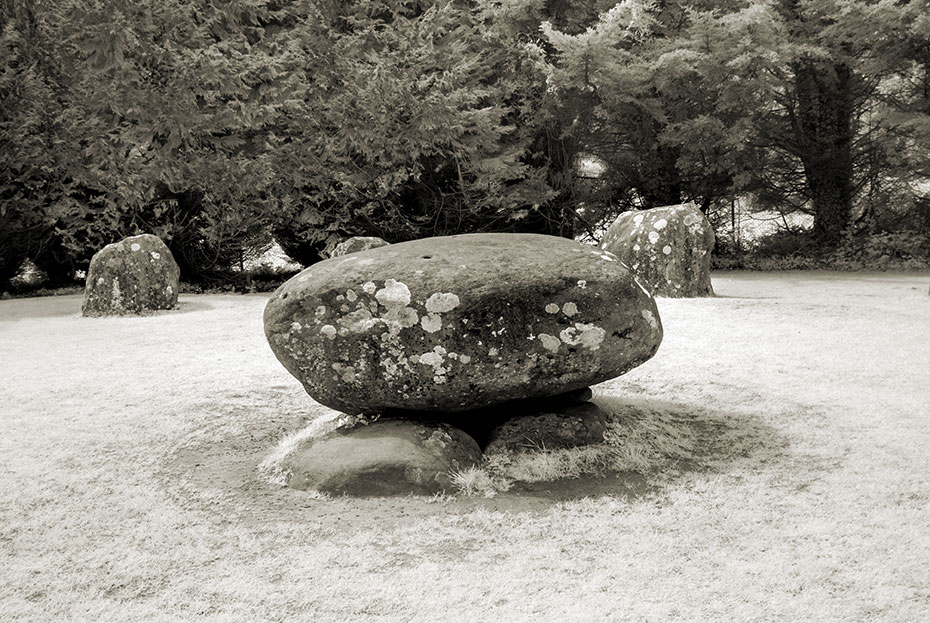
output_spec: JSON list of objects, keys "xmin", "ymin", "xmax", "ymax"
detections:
[
  {"xmin": 639, "ymin": 141, "xmax": 683, "ymax": 209},
  {"xmin": 793, "ymin": 58, "xmax": 855, "ymax": 247}
]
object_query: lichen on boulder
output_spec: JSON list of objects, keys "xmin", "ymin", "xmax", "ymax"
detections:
[
  {"xmin": 82, "ymin": 234, "xmax": 180, "ymax": 317},
  {"xmin": 600, "ymin": 203, "xmax": 715, "ymax": 297},
  {"xmin": 264, "ymin": 233, "xmax": 663, "ymax": 414}
]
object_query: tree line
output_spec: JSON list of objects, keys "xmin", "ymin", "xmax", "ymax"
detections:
[{"xmin": 2, "ymin": 0, "xmax": 929, "ymax": 287}]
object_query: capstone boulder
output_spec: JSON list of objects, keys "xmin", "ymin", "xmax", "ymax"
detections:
[
  {"xmin": 264, "ymin": 233, "xmax": 663, "ymax": 414},
  {"xmin": 82, "ymin": 234, "xmax": 180, "ymax": 316},
  {"xmin": 600, "ymin": 203, "xmax": 714, "ymax": 297}
]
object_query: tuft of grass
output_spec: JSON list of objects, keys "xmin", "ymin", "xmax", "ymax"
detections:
[
  {"xmin": 450, "ymin": 396, "xmax": 707, "ymax": 496},
  {"xmin": 256, "ymin": 411, "xmax": 360, "ymax": 487}
]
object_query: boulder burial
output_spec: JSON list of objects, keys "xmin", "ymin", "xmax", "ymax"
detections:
[{"xmin": 264, "ymin": 233, "xmax": 663, "ymax": 414}]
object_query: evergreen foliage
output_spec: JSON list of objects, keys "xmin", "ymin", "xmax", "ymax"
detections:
[{"xmin": 1, "ymin": 0, "xmax": 929, "ymax": 289}]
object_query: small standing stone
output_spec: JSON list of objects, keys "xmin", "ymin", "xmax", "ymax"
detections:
[
  {"xmin": 283, "ymin": 418, "xmax": 482, "ymax": 495},
  {"xmin": 330, "ymin": 236, "xmax": 391, "ymax": 258},
  {"xmin": 82, "ymin": 234, "xmax": 180, "ymax": 316},
  {"xmin": 600, "ymin": 203, "xmax": 715, "ymax": 297}
]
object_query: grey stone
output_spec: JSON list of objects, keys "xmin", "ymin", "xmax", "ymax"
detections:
[
  {"xmin": 600, "ymin": 203, "xmax": 715, "ymax": 297},
  {"xmin": 283, "ymin": 418, "xmax": 481, "ymax": 496},
  {"xmin": 264, "ymin": 233, "xmax": 663, "ymax": 414},
  {"xmin": 330, "ymin": 236, "xmax": 390, "ymax": 258},
  {"xmin": 484, "ymin": 402, "xmax": 610, "ymax": 453},
  {"xmin": 82, "ymin": 234, "xmax": 180, "ymax": 316}
]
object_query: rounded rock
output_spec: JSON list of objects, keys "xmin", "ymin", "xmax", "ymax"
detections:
[
  {"xmin": 330, "ymin": 236, "xmax": 391, "ymax": 258},
  {"xmin": 484, "ymin": 402, "xmax": 610, "ymax": 454},
  {"xmin": 600, "ymin": 203, "xmax": 715, "ymax": 297},
  {"xmin": 82, "ymin": 234, "xmax": 180, "ymax": 316},
  {"xmin": 264, "ymin": 233, "xmax": 663, "ymax": 414},
  {"xmin": 283, "ymin": 418, "xmax": 481, "ymax": 496}
]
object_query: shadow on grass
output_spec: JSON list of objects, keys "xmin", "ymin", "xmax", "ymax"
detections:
[{"xmin": 158, "ymin": 388, "xmax": 790, "ymax": 529}]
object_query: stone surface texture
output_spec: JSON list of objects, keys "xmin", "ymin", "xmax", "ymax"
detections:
[
  {"xmin": 264, "ymin": 233, "xmax": 663, "ymax": 414},
  {"xmin": 484, "ymin": 402, "xmax": 610, "ymax": 453},
  {"xmin": 330, "ymin": 236, "xmax": 390, "ymax": 258},
  {"xmin": 284, "ymin": 418, "xmax": 481, "ymax": 495},
  {"xmin": 600, "ymin": 203, "xmax": 715, "ymax": 297},
  {"xmin": 82, "ymin": 234, "xmax": 180, "ymax": 316}
]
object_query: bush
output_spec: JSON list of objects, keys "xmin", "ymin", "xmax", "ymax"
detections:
[{"xmin": 717, "ymin": 228, "xmax": 930, "ymax": 271}]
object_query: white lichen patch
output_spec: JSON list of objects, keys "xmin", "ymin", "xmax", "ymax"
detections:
[
  {"xmin": 633, "ymin": 214, "xmax": 644, "ymax": 226},
  {"xmin": 337, "ymin": 308, "xmax": 379, "ymax": 333},
  {"xmin": 362, "ymin": 281, "xmax": 376, "ymax": 295},
  {"xmin": 663, "ymin": 245, "xmax": 672, "ymax": 255},
  {"xmin": 320, "ymin": 325, "xmax": 337, "ymax": 340},
  {"xmin": 538, "ymin": 333, "xmax": 561, "ymax": 353},
  {"xmin": 345, "ymin": 289, "xmax": 357, "ymax": 302},
  {"xmin": 562, "ymin": 302, "xmax": 578, "ymax": 317},
  {"xmin": 290, "ymin": 321, "xmax": 303, "ymax": 332},
  {"xmin": 559, "ymin": 322, "xmax": 606, "ymax": 351},
  {"xmin": 641, "ymin": 309, "xmax": 659, "ymax": 330},
  {"xmin": 331, "ymin": 362, "xmax": 357, "ymax": 383},
  {"xmin": 130, "ymin": 243, "xmax": 141, "ymax": 251},
  {"xmin": 633, "ymin": 244, "xmax": 640, "ymax": 251},
  {"xmin": 648, "ymin": 231, "xmax": 660, "ymax": 244},
  {"xmin": 425, "ymin": 292, "xmax": 460, "ymax": 313},
  {"xmin": 420, "ymin": 314, "xmax": 442, "ymax": 333},
  {"xmin": 96, "ymin": 277, "xmax": 105, "ymax": 285},
  {"xmin": 653, "ymin": 219, "xmax": 668, "ymax": 231},
  {"xmin": 488, "ymin": 347, "xmax": 499, "ymax": 357},
  {"xmin": 459, "ymin": 354, "xmax": 472, "ymax": 364},
  {"xmin": 315, "ymin": 306, "xmax": 327, "ymax": 317},
  {"xmin": 577, "ymin": 280, "xmax": 587, "ymax": 289},
  {"xmin": 375, "ymin": 279, "xmax": 411, "ymax": 308},
  {"xmin": 683, "ymin": 212, "xmax": 700, "ymax": 226},
  {"xmin": 545, "ymin": 303, "xmax": 560, "ymax": 314},
  {"xmin": 151, "ymin": 251, "xmax": 161, "ymax": 260}
]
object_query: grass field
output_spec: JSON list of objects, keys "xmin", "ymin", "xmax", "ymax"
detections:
[{"xmin": 2, "ymin": 271, "xmax": 929, "ymax": 622}]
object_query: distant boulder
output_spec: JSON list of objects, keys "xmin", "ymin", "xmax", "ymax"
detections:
[
  {"xmin": 600, "ymin": 203, "xmax": 714, "ymax": 297},
  {"xmin": 330, "ymin": 236, "xmax": 390, "ymax": 258},
  {"xmin": 82, "ymin": 234, "xmax": 180, "ymax": 316}
]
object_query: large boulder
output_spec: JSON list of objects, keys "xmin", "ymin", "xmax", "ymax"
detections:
[
  {"xmin": 264, "ymin": 233, "xmax": 663, "ymax": 414},
  {"xmin": 82, "ymin": 234, "xmax": 180, "ymax": 316},
  {"xmin": 600, "ymin": 204, "xmax": 715, "ymax": 297},
  {"xmin": 330, "ymin": 236, "xmax": 390, "ymax": 258},
  {"xmin": 283, "ymin": 418, "xmax": 482, "ymax": 495}
]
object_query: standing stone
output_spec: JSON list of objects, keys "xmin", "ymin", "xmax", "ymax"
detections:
[
  {"xmin": 82, "ymin": 234, "xmax": 180, "ymax": 316},
  {"xmin": 330, "ymin": 236, "xmax": 390, "ymax": 258},
  {"xmin": 264, "ymin": 233, "xmax": 663, "ymax": 414},
  {"xmin": 600, "ymin": 203, "xmax": 715, "ymax": 297},
  {"xmin": 283, "ymin": 418, "xmax": 482, "ymax": 495}
]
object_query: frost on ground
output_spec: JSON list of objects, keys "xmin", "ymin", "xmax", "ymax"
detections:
[{"xmin": 1, "ymin": 271, "xmax": 929, "ymax": 622}]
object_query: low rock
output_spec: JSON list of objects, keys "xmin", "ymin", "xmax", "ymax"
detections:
[
  {"xmin": 386, "ymin": 387, "xmax": 596, "ymax": 446},
  {"xmin": 264, "ymin": 233, "xmax": 663, "ymax": 414},
  {"xmin": 484, "ymin": 402, "xmax": 610, "ymax": 453},
  {"xmin": 330, "ymin": 236, "xmax": 390, "ymax": 258},
  {"xmin": 82, "ymin": 234, "xmax": 180, "ymax": 316},
  {"xmin": 600, "ymin": 203, "xmax": 714, "ymax": 297},
  {"xmin": 283, "ymin": 418, "xmax": 481, "ymax": 495}
]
